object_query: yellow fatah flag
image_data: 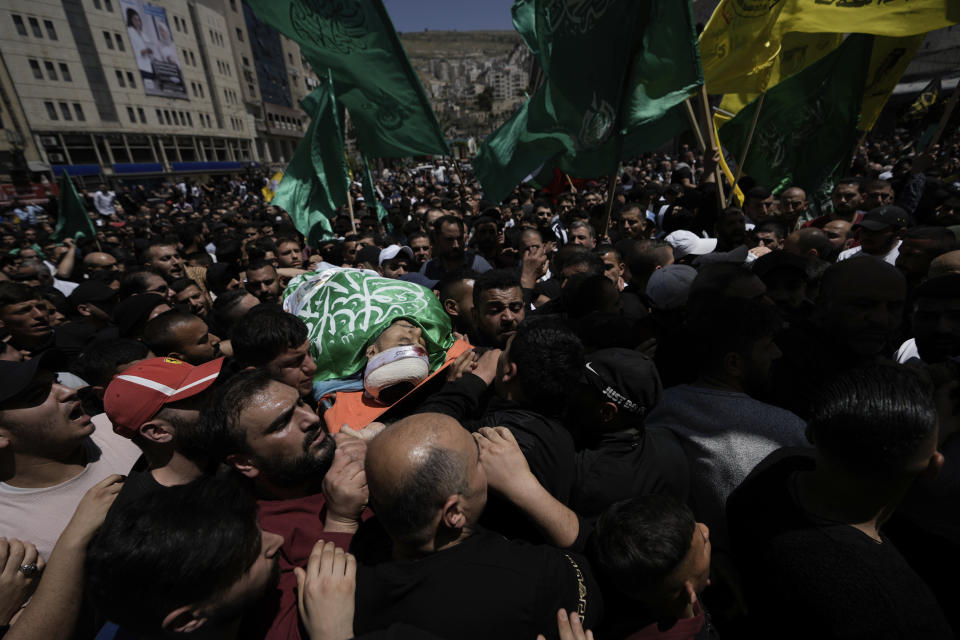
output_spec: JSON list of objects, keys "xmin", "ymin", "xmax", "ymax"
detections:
[
  {"xmin": 699, "ymin": 0, "xmax": 788, "ymax": 96},
  {"xmin": 716, "ymin": 31, "xmax": 842, "ymax": 122},
  {"xmin": 701, "ymin": 0, "xmax": 956, "ymax": 96},
  {"xmin": 859, "ymin": 34, "xmax": 925, "ymax": 132},
  {"xmin": 711, "ymin": 114, "xmax": 744, "ymax": 207},
  {"xmin": 777, "ymin": 0, "xmax": 958, "ymax": 38},
  {"xmin": 261, "ymin": 171, "xmax": 283, "ymax": 203}
]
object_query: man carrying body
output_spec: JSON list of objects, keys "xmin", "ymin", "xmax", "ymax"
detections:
[
  {"xmin": 356, "ymin": 412, "xmax": 600, "ymax": 640},
  {"xmin": 200, "ymin": 371, "xmax": 369, "ymax": 640}
]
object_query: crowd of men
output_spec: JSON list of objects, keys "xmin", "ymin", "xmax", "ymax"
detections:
[{"xmin": 0, "ymin": 129, "xmax": 958, "ymax": 640}]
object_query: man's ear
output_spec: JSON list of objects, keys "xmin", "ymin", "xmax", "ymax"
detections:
[
  {"xmin": 440, "ymin": 494, "xmax": 466, "ymax": 530},
  {"xmin": 226, "ymin": 453, "xmax": 259, "ymax": 479},
  {"xmin": 499, "ymin": 361, "xmax": 518, "ymax": 385},
  {"xmin": 443, "ymin": 298, "xmax": 459, "ymax": 318},
  {"xmin": 924, "ymin": 450, "xmax": 945, "ymax": 479},
  {"xmin": 139, "ymin": 419, "xmax": 174, "ymax": 444},
  {"xmin": 722, "ymin": 352, "xmax": 743, "ymax": 379},
  {"xmin": 683, "ymin": 581, "xmax": 698, "ymax": 607},
  {"xmin": 599, "ymin": 401, "xmax": 618, "ymax": 424},
  {"xmin": 365, "ymin": 343, "xmax": 378, "ymax": 360},
  {"xmin": 161, "ymin": 605, "xmax": 207, "ymax": 634},
  {"xmin": 76, "ymin": 303, "xmax": 93, "ymax": 318}
]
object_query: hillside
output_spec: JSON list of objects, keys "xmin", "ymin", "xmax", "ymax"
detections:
[{"xmin": 398, "ymin": 30, "xmax": 522, "ymax": 61}]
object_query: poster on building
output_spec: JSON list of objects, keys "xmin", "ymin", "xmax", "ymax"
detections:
[{"xmin": 120, "ymin": 0, "xmax": 188, "ymax": 99}]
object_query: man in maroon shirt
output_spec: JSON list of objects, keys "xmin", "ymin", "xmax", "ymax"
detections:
[{"xmin": 201, "ymin": 369, "xmax": 369, "ymax": 640}]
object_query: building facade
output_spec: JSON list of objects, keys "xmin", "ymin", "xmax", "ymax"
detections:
[{"xmin": 0, "ymin": 0, "xmax": 312, "ymax": 188}]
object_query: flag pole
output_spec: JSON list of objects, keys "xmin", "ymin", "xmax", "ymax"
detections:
[
  {"xmin": 732, "ymin": 92, "xmax": 766, "ymax": 190},
  {"xmin": 598, "ymin": 167, "xmax": 618, "ymax": 241},
  {"xmin": 346, "ymin": 182, "xmax": 357, "ymax": 234},
  {"xmin": 565, "ymin": 174, "xmax": 577, "ymax": 194},
  {"xmin": 684, "ymin": 94, "xmax": 726, "ymax": 210},
  {"xmin": 929, "ymin": 85, "xmax": 960, "ymax": 149},
  {"xmin": 451, "ymin": 157, "xmax": 466, "ymax": 186}
]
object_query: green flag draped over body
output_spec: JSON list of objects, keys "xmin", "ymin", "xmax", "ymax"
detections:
[
  {"xmin": 719, "ymin": 34, "xmax": 873, "ymax": 195},
  {"xmin": 272, "ymin": 71, "xmax": 349, "ymax": 244},
  {"xmin": 51, "ymin": 172, "xmax": 97, "ymax": 241},
  {"xmin": 282, "ymin": 267, "xmax": 454, "ymax": 381},
  {"xmin": 245, "ymin": 0, "xmax": 447, "ymax": 158},
  {"xmin": 475, "ymin": 0, "xmax": 702, "ymax": 203}
]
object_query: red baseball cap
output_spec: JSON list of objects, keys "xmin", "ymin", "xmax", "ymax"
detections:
[{"xmin": 104, "ymin": 356, "xmax": 225, "ymax": 438}]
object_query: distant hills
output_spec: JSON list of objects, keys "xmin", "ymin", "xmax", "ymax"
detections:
[{"xmin": 398, "ymin": 30, "xmax": 522, "ymax": 61}]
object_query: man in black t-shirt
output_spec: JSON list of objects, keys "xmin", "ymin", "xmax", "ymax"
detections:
[
  {"xmin": 357, "ymin": 412, "xmax": 600, "ymax": 640},
  {"xmin": 728, "ymin": 365, "xmax": 951, "ymax": 639}
]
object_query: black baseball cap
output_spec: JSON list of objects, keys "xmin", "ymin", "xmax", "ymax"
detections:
[
  {"xmin": 581, "ymin": 348, "xmax": 662, "ymax": 418},
  {"xmin": 856, "ymin": 205, "xmax": 909, "ymax": 231},
  {"xmin": 0, "ymin": 350, "xmax": 64, "ymax": 406}
]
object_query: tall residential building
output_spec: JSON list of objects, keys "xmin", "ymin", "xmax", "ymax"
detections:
[{"xmin": 0, "ymin": 0, "xmax": 311, "ymax": 187}]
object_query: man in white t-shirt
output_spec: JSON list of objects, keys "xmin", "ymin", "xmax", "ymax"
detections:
[{"xmin": 0, "ymin": 353, "xmax": 140, "ymax": 559}]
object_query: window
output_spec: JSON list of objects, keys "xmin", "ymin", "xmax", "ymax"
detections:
[
  {"xmin": 44, "ymin": 61, "xmax": 57, "ymax": 80},
  {"xmin": 163, "ymin": 110, "xmax": 171, "ymax": 125},
  {"xmin": 137, "ymin": 107, "xmax": 146, "ymax": 123},
  {"xmin": 242, "ymin": 56, "xmax": 250, "ymax": 67},
  {"xmin": 127, "ymin": 71, "xmax": 136, "ymax": 88},
  {"xmin": 127, "ymin": 106, "xmax": 135, "ymax": 122},
  {"xmin": 197, "ymin": 82, "xmax": 203, "ymax": 98},
  {"xmin": 182, "ymin": 19, "xmax": 188, "ymax": 35},
  {"xmin": 114, "ymin": 33, "xmax": 124, "ymax": 51},
  {"xmin": 12, "ymin": 15, "xmax": 27, "ymax": 36},
  {"xmin": 73, "ymin": 103, "xmax": 85, "ymax": 121},
  {"xmin": 59, "ymin": 102, "xmax": 72, "ymax": 120},
  {"xmin": 44, "ymin": 20, "xmax": 57, "ymax": 40},
  {"xmin": 185, "ymin": 112, "xmax": 192, "ymax": 126},
  {"xmin": 45, "ymin": 101, "xmax": 58, "ymax": 120},
  {"xmin": 115, "ymin": 69, "xmax": 125, "ymax": 87},
  {"xmin": 155, "ymin": 108, "xmax": 163, "ymax": 123},
  {"xmin": 236, "ymin": 27, "xmax": 243, "ymax": 42},
  {"xmin": 28, "ymin": 59, "xmax": 42, "ymax": 79},
  {"xmin": 28, "ymin": 17, "xmax": 42, "ymax": 38},
  {"xmin": 59, "ymin": 63, "xmax": 71, "ymax": 81},
  {"xmin": 173, "ymin": 111, "xmax": 180, "ymax": 125},
  {"xmin": 93, "ymin": 0, "xmax": 101, "ymax": 8},
  {"xmin": 229, "ymin": 0, "xmax": 237, "ymax": 11},
  {"xmin": 104, "ymin": 0, "xmax": 113, "ymax": 11},
  {"xmin": 288, "ymin": 52, "xmax": 293, "ymax": 64},
  {"xmin": 103, "ymin": 31, "xmax": 114, "ymax": 49}
]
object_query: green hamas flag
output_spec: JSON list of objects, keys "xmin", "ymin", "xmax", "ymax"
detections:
[
  {"xmin": 282, "ymin": 268, "xmax": 454, "ymax": 381},
  {"xmin": 245, "ymin": 0, "xmax": 447, "ymax": 158},
  {"xmin": 51, "ymin": 172, "xmax": 96, "ymax": 241},
  {"xmin": 272, "ymin": 71, "xmax": 349, "ymax": 245},
  {"xmin": 361, "ymin": 157, "xmax": 390, "ymax": 231},
  {"xmin": 475, "ymin": 0, "xmax": 702, "ymax": 203},
  {"xmin": 720, "ymin": 34, "xmax": 873, "ymax": 195}
]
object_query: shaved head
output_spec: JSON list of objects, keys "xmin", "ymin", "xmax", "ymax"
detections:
[
  {"xmin": 929, "ymin": 250, "xmax": 960, "ymax": 278},
  {"xmin": 366, "ymin": 414, "xmax": 485, "ymax": 551}
]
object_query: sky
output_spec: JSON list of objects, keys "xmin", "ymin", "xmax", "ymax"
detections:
[{"xmin": 383, "ymin": 0, "xmax": 517, "ymax": 32}]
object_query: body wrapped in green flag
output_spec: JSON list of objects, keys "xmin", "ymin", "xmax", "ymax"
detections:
[
  {"xmin": 475, "ymin": 0, "xmax": 702, "ymax": 202},
  {"xmin": 271, "ymin": 71, "xmax": 349, "ymax": 245},
  {"xmin": 719, "ymin": 34, "xmax": 873, "ymax": 195},
  {"xmin": 245, "ymin": 0, "xmax": 447, "ymax": 158},
  {"xmin": 282, "ymin": 267, "xmax": 454, "ymax": 383},
  {"xmin": 51, "ymin": 172, "xmax": 97, "ymax": 241}
]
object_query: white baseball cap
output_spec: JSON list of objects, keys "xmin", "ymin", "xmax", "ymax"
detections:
[
  {"xmin": 665, "ymin": 230, "xmax": 717, "ymax": 260},
  {"xmin": 378, "ymin": 244, "xmax": 414, "ymax": 265}
]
